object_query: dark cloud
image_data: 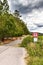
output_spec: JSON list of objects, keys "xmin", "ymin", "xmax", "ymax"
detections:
[
  {"xmin": 34, "ymin": 0, "xmax": 43, "ymax": 9},
  {"xmin": 9, "ymin": 0, "xmax": 43, "ymax": 14}
]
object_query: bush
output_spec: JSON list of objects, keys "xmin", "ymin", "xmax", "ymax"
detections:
[
  {"xmin": 20, "ymin": 36, "xmax": 33, "ymax": 47},
  {"xmin": 20, "ymin": 35, "xmax": 43, "ymax": 57}
]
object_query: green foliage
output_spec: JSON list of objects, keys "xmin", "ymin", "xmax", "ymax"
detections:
[
  {"xmin": 3, "ymin": 0, "xmax": 9, "ymax": 12},
  {"xmin": 20, "ymin": 35, "xmax": 43, "ymax": 65},
  {"xmin": 0, "ymin": 13, "xmax": 29, "ymax": 40},
  {"xmin": 20, "ymin": 21, "xmax": 29, "ymax": 35},
  {"xmin": 27, "ymin": 57, "xmax": 43, "ymax": 65},
  {"xmin": 27, "ymin": 44, "xmax": 43, "ymax": 57},
  {"xmin": 20, "ymin": 36, "xmax": 33, "ymax": 47},
  {"xmin": 0, "ymin": 0, "xmax": 29, "ymax": 41},
  {"xmin": 0, "ymin": 0, "xmax": 9, "ymax": 15},
  {"xmin": 14, "ymin": 10, "xmax": 20, "ymax": 18},
  {"xmin": 0, "ymin": 0, "xmax": 3, "ymax": 15}
]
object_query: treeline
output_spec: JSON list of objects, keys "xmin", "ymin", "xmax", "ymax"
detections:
[{"xmin": 0, "ymin": 0, "xmax": 29, "ymax": 41}]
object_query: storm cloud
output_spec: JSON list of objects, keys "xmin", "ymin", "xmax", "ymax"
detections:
[
  {"xmin": 8, "ymin": 0, "xmax": 43, "ymax": 14},
  {"xmin": 8, "ymin": 0, "xmax": 43, "ymax": 33}
]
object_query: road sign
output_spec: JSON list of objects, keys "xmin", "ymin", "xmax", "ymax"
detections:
[
  {"xmin": 32, "ymin": 32, "xmax": 38, "ymax": 37},
  {"xmin": 34, "ymin": 38, "xmax": 38, "ymax": 42},
  {"xmin": 32, "ymin": 32, "xmax": 38, "ymax": 42}
]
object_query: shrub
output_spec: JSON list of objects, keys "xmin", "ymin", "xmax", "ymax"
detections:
[{"xmin": 20, "ymin": 36, "xmax": 33, "ymax": 47}]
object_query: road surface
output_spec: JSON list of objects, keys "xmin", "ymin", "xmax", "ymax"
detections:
[
  {"xmin": 5, "ymin": 39, "xmax": 22, "ymax": 46},
  {"xmin": 4, "ymin": 35, "xmax": 28, "ymax": 46},
  {"xmin": 0, "ymin": 46, "xmax": 26, "ymax": 65},
  {"xmin": 0, "ymin": 37, "xmax": 27, "ymax": 65}
]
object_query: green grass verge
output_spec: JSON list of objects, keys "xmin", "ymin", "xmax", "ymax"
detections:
[{"xmin": 20, "ymin": 35, "xmax": 43, "ymax": 65}]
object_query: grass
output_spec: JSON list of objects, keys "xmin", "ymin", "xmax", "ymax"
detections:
[
  {"xmin": 27, "ymin": 57, "xmax": 43, "ymax": 65},
  {"xmin": 20, "ymin": 35, "xmax": 43, "ymax": 65}
]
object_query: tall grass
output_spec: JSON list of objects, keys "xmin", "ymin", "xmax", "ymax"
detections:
[{"xmin": 20, "ymin": 35, "xmax": 43, "ymax": 65}]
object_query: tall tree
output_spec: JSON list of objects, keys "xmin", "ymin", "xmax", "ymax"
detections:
[
  {"xmin": 0, "ymin": 0, "xmax": 3, "ymax": 15},
  {"xmin": 2, "ymin": 0, "xmax": 9, "ymax": 13},
  {"xmin": 0, "ymin": 0, "xmax": 9, "ymax": 15}
]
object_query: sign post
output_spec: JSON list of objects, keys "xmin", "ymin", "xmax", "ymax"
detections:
[{"xmin": 32, "ymin": 32, "xmax": 38, "ymax": 42}]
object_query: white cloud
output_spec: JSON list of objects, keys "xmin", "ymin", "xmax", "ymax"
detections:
[
  {"xmin": 29, "ymin": 10, "xmax": 43, "ymax": 24},
  {"xmin": 8, "ymin": 0, "xmax": 29, "ymax": 7},
  {"xmin": 20, "ymin": 10, "xmax": 43, "ymax": 33},
  {"xmin": 22, "ymin": 10, "xmax": 43, "ymax": 24},
  {"xmin": 30, "ymin": 27, "xmax": 43, "ymax": 33}
]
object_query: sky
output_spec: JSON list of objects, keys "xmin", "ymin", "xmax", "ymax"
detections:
[{"xmin": 8, "ymin": 0, "xmax": 43, "ymax": 33}]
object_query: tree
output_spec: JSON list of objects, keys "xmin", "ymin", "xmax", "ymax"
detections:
[
  {"xmin": 20, "ymin": 21, "xmax": 29, "ymax": 35},
  {"xmin": 0, "ymin": 0, "xmax": 9, "ymax": 15},
  {"xmin": 3, "ymin": 0, "xmax": 9, "ymax": 13},
  {"xmin": 0, "ymin": 13, "xmax": 16, "ymax": 41},
  {"xmin": 0, "ymin": 0, "xmax": 3, "ymax": 15},
  {"xmin": 14, "ymin": 10, "xmax": 21, "ymax": 18}
]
